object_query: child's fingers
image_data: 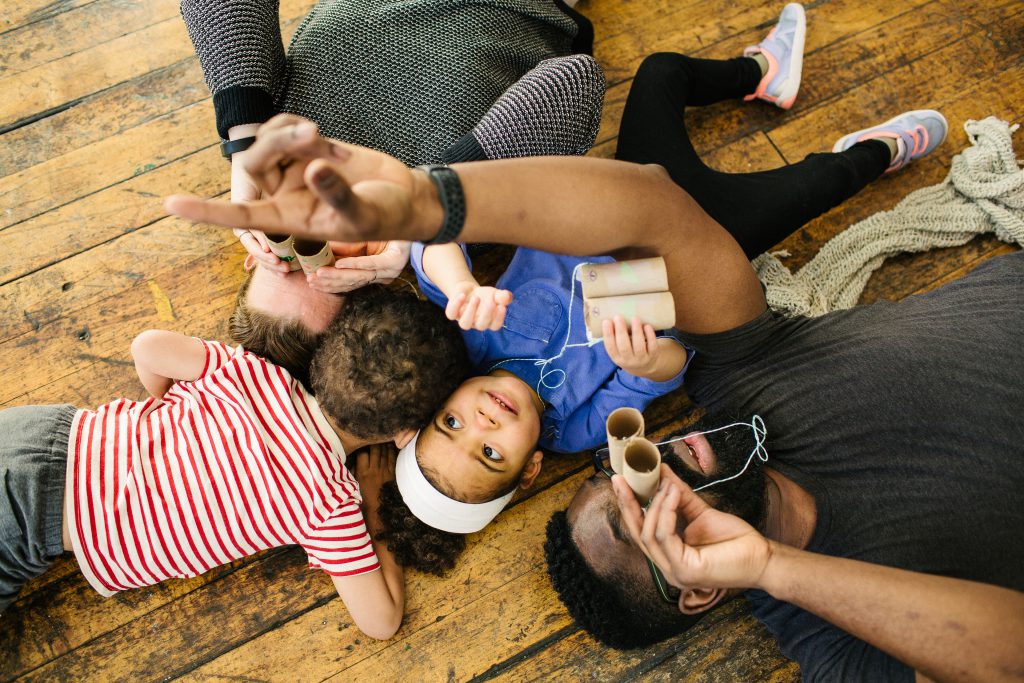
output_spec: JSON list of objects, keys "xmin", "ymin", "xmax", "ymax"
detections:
[
  {"xmin": 496, "ymin": 289, "xmax": 514, "ymax": 305},
  {"xmin": 488, "ymin": 305, "xmax": 506, "ymax": 332},
  {"xmin": 458, "ymin": 296, "xmax": 481, "ymax": 330},
  {"xmin": 613, "ymin": 316, "xmax": 633, "ymax": 359},
  {"xmin": 445, "ymin": 292, "xmax": 467, "ymax": 321},
  {"xmin": 631, "ymin": 317, "xmax": 647, "ymax": 358},
  {"xmin": 644, "ymin": 324, "xmax": 658, "ymax": 352},
  {"xmin": 602, "ymin": 320, "xmax": 618, "ymax": 359},
  {"xmin": 475, "ymin": 292, "xmax": 496, "ymax": 330}
]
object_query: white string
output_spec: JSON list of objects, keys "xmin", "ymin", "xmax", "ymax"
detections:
[
  {"xmin": 488, "ymin": 262, "xmax": 601, "ymax": 398},
  {"xmin": 597, "ymin": 415, "xmax": 768, "ymax": 491}
]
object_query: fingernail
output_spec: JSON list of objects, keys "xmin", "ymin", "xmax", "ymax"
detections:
[{"xmin": 314, "ymin": 168, "xmax": 337, "ymax": 189}]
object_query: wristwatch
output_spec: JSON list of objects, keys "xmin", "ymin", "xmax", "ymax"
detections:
[
  {"xmin": 416, "ymin": 165, "xmax": 466, "ymax": 245},
  {"xmin": 220, "ymin": 136, "xmax": 257, "ymax": 159}
]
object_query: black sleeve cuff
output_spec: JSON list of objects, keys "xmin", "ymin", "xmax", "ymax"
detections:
[
  {"xmin": 213, "ymin": 86, "xmax": 277, "ymax": 139},
  {"xmin": 440, "ymin": 132, "xmax": 487, "ymax": 163}
]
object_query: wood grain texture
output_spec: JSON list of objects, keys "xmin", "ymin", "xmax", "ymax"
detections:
[{"xmin": 1, "ymin": 0, "xmax": 1021, "ymax": 680}]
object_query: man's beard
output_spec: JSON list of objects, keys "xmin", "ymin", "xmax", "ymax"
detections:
[{"xmin": 661, "ymin": 412, "xmax": 768, "ymax": 531}]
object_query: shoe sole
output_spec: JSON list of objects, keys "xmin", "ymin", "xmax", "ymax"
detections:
[
  {"xmin": 832, "ymin": 109, "xmax": 949, "ymax": 153},
  {"xmin": 774, "ymin": 4, "xmax": 806, "ymax": 109}
]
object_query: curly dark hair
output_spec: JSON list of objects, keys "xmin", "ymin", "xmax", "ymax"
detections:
[
  {"xmin": 310, "ymin": 285, "xmax": 470, "ymax": 440},
  {"xmin": 544, "ymin": 510, "xmax": 701, "ymax": 649},
  {"xmin": 376, "ymin": 480, "xmax": 466, "ymax": 575},
  {"xmin": 230, "ymin": 269, "xmax": 323, "ymax": 387}
]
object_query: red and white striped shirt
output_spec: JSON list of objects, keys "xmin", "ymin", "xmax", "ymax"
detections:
[{"xmin": 65, "ymin": 339, "xmax": 378, "ymax": 596}]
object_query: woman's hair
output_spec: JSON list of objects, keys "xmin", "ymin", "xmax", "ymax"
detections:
[
  {"xmin": 229, "ymin": 269, "xmax": 322, "ymax": 387},
  {"xmin": 544, "ymin": 510, "xmax": 702, "ymax": 649},
  {"xmin": 376, "ymin": 481, "xmax": 466, "ymax": 575},
  {"xmin": 311, "ymin": 285, "xmax": 470, "ymax": 440}
]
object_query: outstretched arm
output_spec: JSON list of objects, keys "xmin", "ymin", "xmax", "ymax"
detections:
[
  {"xmin": 165, "ymin": 116, "xmax": 765, "ymax": 334},
  {"xmin": 614, "ymin": 468, "xmax": 1024, "ymax": 683}
]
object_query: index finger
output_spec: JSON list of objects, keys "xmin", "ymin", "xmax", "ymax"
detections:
[{"xmin": 165, "ymin": 194, "xmax": 288, "ymax": 232}]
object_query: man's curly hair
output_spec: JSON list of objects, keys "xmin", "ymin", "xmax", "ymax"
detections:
[
  {"xmin": 311, "ymin": 285, "xmax": 470, "ymax": 440},
  {"xmin": 544, "ymin": 510, "xmax": 701, "ymax": 649},
  {"xmin": 376, "ymin": 481, "xmax": 466, "ymax": 575}
]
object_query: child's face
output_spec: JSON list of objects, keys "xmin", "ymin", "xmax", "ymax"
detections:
[
  {"xmin": 246, "ymin": 263, "xmax": 344, "ymax": 333},
  {"xmin": 415, "ymin": 373, "xmax": 544, "ymax": 502}
]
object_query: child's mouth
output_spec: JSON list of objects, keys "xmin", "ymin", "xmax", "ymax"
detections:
[{"xmin": 487, "ymin": 391, "xmax": 518, "ymax": 416}]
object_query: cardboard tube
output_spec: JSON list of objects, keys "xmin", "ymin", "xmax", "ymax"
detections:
[
  {"xmin": 623, "ymin": 438, "xmax": 661, "ymax": 503},
  {"xmin": 264, "ymin": 233, "xmax": 302, "ymax": 272},
  {"xmin": 295, "ymin": 239, "xmax": 336, "ymax": 275},
  {"xmin": 579, "ymin": 258, "xmax": 669, "ymax": 299},
  {"xmin": 606, "ymin": 407, "xmax": 644, "ymax": 474},
  {"xmin": 584, "ymin": 291, "xmax": 676, "ymax": 338},
  {"xmin": 618, "ymin": 438, "xmax": 659, "ymax": 501}
]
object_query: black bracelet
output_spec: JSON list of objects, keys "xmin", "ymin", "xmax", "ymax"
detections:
[
  {"xmin": 220, "ymin": 136, "xmax": 257, "ymax": 159},
  {"xmin": 416, "ymin": 165, "xmax": 466, "ymax": 245}
]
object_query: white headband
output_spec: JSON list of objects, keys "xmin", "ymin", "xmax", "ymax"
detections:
[{"xmin": 395, "ymin": 431, "xmax": 516, "ymax": 534}]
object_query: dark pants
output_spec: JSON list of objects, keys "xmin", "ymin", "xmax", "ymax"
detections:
[
  {"xmin": 615, "ymin": 53, "xmax": 891, "ymax": 259},
  {"xmin": 0, "ymin": 404, "xmax": 76, "ymax": 612}
]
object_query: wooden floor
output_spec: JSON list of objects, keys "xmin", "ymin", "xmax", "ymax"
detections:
[{"xmin": 1, "ymin": 0, "xmax": 1022, "ymax": 680}]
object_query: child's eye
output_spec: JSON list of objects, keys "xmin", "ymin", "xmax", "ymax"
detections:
[
  {"xmin": 444, "ymin": 414, "xmax": 463, "ymax": 430},
  {"xmin": 483, "ymin": 445, "xmax": 502, "ymax": 462}
]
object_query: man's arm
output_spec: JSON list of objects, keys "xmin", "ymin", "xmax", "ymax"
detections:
[
  {"xmin": 130, "ymin": 330, "xmax": 208, "ymax": 399},
  {"xmin": 613, "ymin": 468, "xmax": 1024, "ymax": 683},
  {"xmin": 165, "ymin": 116, "xmax": 766, "ymax": 335}
]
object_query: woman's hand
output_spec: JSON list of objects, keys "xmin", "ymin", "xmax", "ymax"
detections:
[
  {"xmin": 229, "ymin": 125, "xmax": 290, "ymax": 273},
  {"xmin": 445, "ymin": 282, "xmax": 513, "ymax": 331},
  {"xmin": 613, "ymin": 464, "xmax": 773, "ymax": 591},
  {"xmin": 307, "ymin": 241, "xmax": 412, "ymax": 293}
]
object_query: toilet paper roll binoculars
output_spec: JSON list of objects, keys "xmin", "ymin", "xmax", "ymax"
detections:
[
  {"xmin": 604, "ymin": 407, "xmax": 661, "ymax": 503},
  {"xmin": 264, "ymin": 234, "xmax": 336, "ymax": 274},
  {"xmin": 580, "ymin": 257, "xmax": 676, "ymax": 339}
]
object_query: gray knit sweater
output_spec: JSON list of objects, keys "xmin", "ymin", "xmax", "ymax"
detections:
[{"xmin": 181, "ymin": 0, "xmax": 584, "ymax": 165}]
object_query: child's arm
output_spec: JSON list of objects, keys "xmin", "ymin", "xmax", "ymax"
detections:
[
  {"xmin": 331, "ymin": 445, "xmax": 405, "ymax": 640},
  {"xmin": 130, "ymin": 330, "xmax": 209, "ymax": 399},
  {"xmin": 601, "ymin": 316, "xmax": 689, "ymax": 382},
  {"xmin": 421, "ymin": 243, "xmax": 513, "ymax": 331}
]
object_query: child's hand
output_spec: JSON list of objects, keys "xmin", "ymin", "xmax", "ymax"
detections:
[
  {"xmin": 445, "ymin": 283, "xmax": 513, "ymax": 331},
  {"xmin": 352, "ymin": 444, "xmax": 398, "ymax": 499},
  {"xmin": 602, "ymin": 316, "xmax": 662, "ymax": 378}
]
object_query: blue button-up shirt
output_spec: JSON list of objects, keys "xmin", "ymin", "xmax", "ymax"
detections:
[{"xmin": 411, "ymin": 244, "xmax": 690, "ymax": 453}]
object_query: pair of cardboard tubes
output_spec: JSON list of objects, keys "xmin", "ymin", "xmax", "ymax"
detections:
[
  {"xmin": 264, "ymin": 234, "xmax": 336, "ymax": 274},
  {"xmin": 605, "ymin": 407, "xmax": 661, "ymax": 503},
  {"xmin": 580, "ymin": 257, "xmax": 676, "ymax": 339}
]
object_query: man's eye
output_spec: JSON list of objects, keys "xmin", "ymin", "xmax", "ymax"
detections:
[
  {"xmin": 483, "ymin": 445, "xmax": 502, "ymax": 462},
  {"xmin": 444, "ymin": 414, "xmax": 463, "ymax": 430}
]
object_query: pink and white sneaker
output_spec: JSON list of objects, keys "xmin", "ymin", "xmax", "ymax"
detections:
[
  {"xmin": 744, "ymin": 3, "xmax": 806, "ymax": 110},
  {"xmin": 832, "ymin": 110, "xmax": 948, "ymax": 173}
]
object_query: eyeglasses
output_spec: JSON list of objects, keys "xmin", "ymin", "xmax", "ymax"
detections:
[{"xmin": 591, "ymin": 448, "xmax": 679, "ymax": 604}]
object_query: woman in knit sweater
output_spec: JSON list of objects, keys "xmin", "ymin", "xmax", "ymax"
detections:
[{"xmin": 180, "ymin": 0, "xmax": 601, "ymax": 287}]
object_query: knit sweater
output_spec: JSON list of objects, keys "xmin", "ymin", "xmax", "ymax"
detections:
[{"xmin": 180, "ymin": 0, "xmax": 583, "ymax": 165}]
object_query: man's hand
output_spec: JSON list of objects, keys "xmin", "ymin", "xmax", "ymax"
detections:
[
  {"xmin": 613, "ymin": 464, "xmax": 773, "ymax": 591},
  {"xmin": 352, "ymin": 444, "xmax": 398, "ymax": 506},
  {"xmin": 307, "ymin": 241, "xmax": 412, "ymax": 293},
  {"xmin": 165, "ymin": 115, "xmax": 434, "ymax": 243},
  {"xmin": 445, "ymin": 282, "xmax": 513, "ymax": 331}
]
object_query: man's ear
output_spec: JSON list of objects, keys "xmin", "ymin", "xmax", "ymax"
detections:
[
  {"xmin": 518, "ymin": 450, "xmax": 544, "ymax": 489},
  {"xmin": 393, "ymin": 428, "xmax": 417, "ymax": 450},
  {"xmin": 677, "ymin": 587, "xmax": 728, "ymax": 616}
]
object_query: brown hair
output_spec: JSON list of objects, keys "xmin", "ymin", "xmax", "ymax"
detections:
[
  {"xmin": 310, "ymin": 285, "xmax": 470, "ymax": 440},
  {"xmin": 229, "ymin": 269, "xmax": 324, "ymax": 387}
]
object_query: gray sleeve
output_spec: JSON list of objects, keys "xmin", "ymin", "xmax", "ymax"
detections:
[{"xmin": 179, "ymin": 0, "xmax": 286, "ymax": 137}]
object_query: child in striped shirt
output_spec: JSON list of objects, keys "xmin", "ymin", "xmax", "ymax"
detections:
[{"xmin": 0, "ymin": 286, "xmax": 468, "ymax": 640}]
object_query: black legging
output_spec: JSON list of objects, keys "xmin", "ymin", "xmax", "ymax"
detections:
[{"xmin": 616, "ymin": 53, "xmax": 891, "ymax": 259}]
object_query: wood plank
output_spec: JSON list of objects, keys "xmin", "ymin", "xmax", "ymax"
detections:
[
  {"xmin": 3, "ymin": 0, "xmax": 96, "ymax": 35},
  {"xmin": 0, "ymin": 101, "xmax": 213, "ymax": 230},
  {"xmin": 0, "ymin": 0, "xmax": 180, "ymax": 77},
  {"xmin": 0, "ymin": 147, "xmax": 223, "ymax": 299}
]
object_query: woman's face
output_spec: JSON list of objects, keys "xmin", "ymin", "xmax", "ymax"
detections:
[{"xmin": 245, "ymin": 261, "xmax": 344, "ymax": 333}]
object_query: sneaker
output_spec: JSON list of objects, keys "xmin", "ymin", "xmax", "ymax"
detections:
[
  {"xmin": 832, "ymin": 109, "xmax": 948, "ymax": 173},
  {"xmin": 744, "ymin": 3, "xmax": 806, "ymax": 110}
]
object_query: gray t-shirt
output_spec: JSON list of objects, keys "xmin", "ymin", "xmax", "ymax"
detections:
[{"xmin": 678, "ymin": 252, "xmax": 1024, "ymax": 682}]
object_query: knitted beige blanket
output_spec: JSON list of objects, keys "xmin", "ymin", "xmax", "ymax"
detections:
[{"xmin": 755, "ymin": 117, "xmax": 1024, "ymax": 316}]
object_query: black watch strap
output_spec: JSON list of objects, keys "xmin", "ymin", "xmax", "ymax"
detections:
[
  {"xmin": 220, "ymin": 136, "xmax": 257, "ymax": 159},
  {"xmin": 416, "ymin": 165, "xmax": 466, "ymax": 245}
]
